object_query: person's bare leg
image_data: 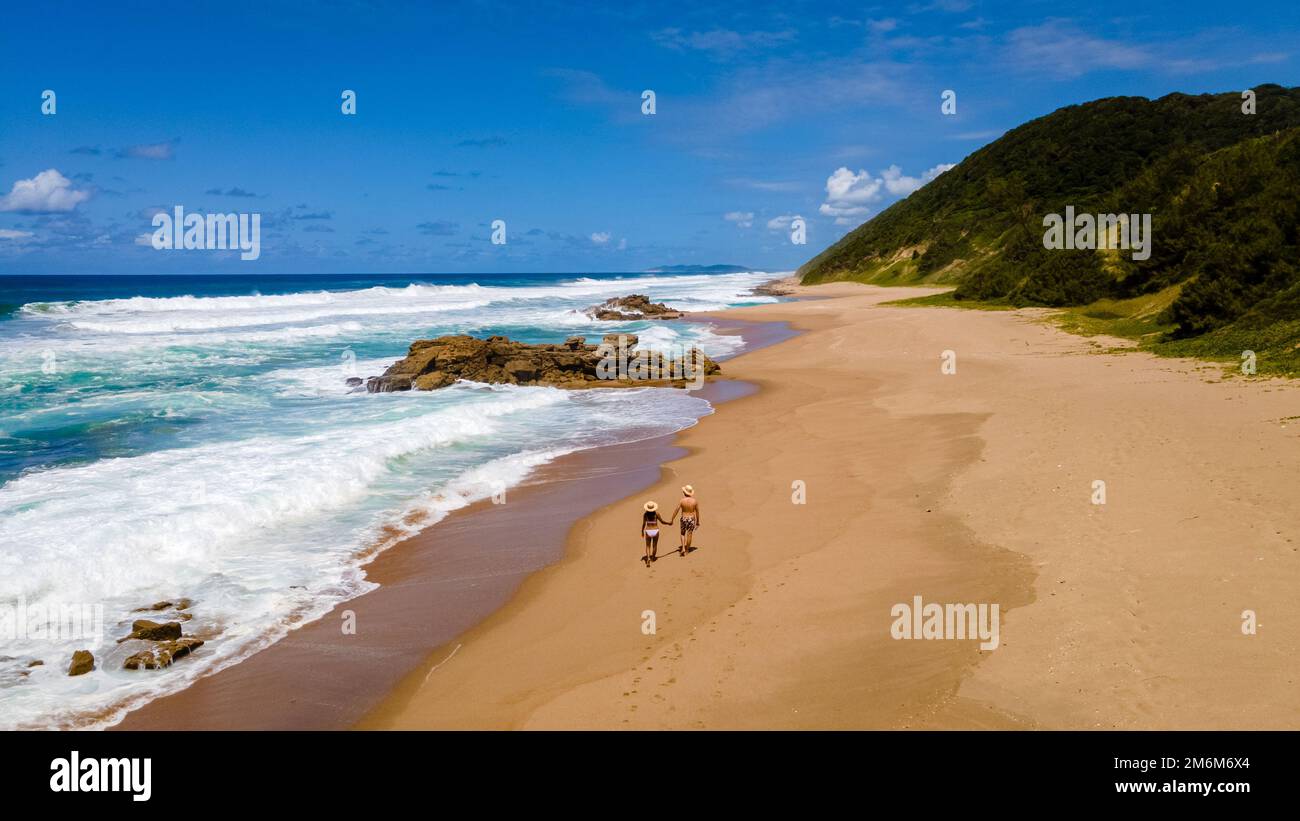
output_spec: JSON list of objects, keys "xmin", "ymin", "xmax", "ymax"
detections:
[
  {"xmin": 649, "ymin": 534, "xmax": 658, "ymax": 562},
  {"xmin": 644, "ymin": 536, "xmax": 653, "ymax": 565}
]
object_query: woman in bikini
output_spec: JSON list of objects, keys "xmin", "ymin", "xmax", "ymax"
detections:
[
  {"xmin": 673, "ymin": 485, "xmax": 700, "ymax": 556},
  {"xmin": 640, "ymin": 501, "xmax": 673, "ymax": 566}
]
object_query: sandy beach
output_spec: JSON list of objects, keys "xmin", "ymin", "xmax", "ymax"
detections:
[
  {"xmin": 112, "ymin": 324, "xmax": 793, "ymax": 730},
  {"xmin": 113, "ymin": 282, "xmax": 1300, "ymax": 730},
  {"xmin": 361, "ymin": 282, "xmax": 1300, "ymax": 730}
]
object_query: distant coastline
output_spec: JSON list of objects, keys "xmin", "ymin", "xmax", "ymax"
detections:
[{"xmin": 643, "ymin": 264, "xmax": 754, "ymax": 274}]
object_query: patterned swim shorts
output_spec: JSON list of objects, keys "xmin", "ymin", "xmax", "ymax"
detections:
[{"xmin": 680, "ymin": 515, "xmax": 697, "ymax": 535}]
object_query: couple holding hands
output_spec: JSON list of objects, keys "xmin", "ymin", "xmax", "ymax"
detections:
[{"xmin": 640, "ymin": 485, "xmax": 700, "ymax": 565}]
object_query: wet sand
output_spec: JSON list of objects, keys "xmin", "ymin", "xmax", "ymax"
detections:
[{"xmin": 113, "ymin": 321, "xmax": 791, "ymax": 730}]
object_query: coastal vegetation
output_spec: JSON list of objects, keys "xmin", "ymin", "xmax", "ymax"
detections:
[{"xmin": 800, "ymin": 85, "xmax": 1300, "ymax": 375}]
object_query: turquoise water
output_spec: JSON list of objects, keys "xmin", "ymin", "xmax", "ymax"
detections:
[{"xmin": 0, "ymin": 270, "xmax": 778, "ymax": 728}]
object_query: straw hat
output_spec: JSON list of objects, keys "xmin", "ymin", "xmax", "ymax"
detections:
[
  {"xmin": 681, "ymin": 485, "xmax": 694, "ymax": 496},
  {"xmin": 644, "ymin": 501, "xmax": 658, "ymax": 512}
]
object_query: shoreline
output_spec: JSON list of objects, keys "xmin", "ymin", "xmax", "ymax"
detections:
[
  {"xmin": 364, "ymin": 282, "xmax": 1300, "ymax": 730},
  {"xmin": 361, "ymin": 282, "xmax": 1037, "ymax": 729},
  {"xmin": 112, "ymin": 279, "xmax": 1300, "ymax": 730},
  {"xmin": 111, "ymin": 314, "xmax": 792, "ymax": 730}
]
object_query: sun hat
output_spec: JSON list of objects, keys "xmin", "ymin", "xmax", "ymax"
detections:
[
  {"xmin": 644, "ymin": 501, "xmax": 658, "ymax": 512},
  {"xmin": 681, "ymin": 485, "xmax": 694, "ymax": 496}
]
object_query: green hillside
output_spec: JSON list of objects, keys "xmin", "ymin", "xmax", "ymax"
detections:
[{"xmin": 798, "ymin": 85, "xmax": 1300, "ymax": 374}]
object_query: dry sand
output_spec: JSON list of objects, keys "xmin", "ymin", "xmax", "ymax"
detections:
[{"xmin": 362, "ymin": 283, "xmax": 1300, "ymax": 729}]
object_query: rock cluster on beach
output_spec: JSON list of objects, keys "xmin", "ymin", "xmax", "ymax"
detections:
[
  {"xmin": 365, "ymin": 333, "xmax": 719, "ymax": 392},
  {"xmin": 115, "ymin": 599, "xmax": 205, "ymax": 672},
  {"xmin": 123, "ymin": 637, "xmax": 205, "ymax": 670},
  {"xmin": 583, "ymin": 294, "xmax": 685, "ymax": 320}
]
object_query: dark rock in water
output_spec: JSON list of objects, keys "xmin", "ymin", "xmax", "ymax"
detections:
[
  {"xmin": 365, "ymin": 333, "xmax": 718, "ymax": 392},
  {"xmin": 367, "ymin": 374, "xmax": 414, "ymax": 392},
  {"xmin": 584, "ymin": 294, "xmax": 685, "ymax": 321},
  {"xmin": 751, "ymin": 280, "xmax": 796, "ymax": 296},
  {"xmin": 68, "ymin": 650, "xmax": 94, "ymax": 676},
  {"xmin": 27, "ymin": 659, "xmax": 44, "ymax": 668},
  {"xmin": 123, "ymin": 638, "xmax": 204, "ymax": 671},
  {"xmin": 126, "ymin": 620, "xmax": 183, "ymax": 641},
  {"xmin": 345, "ymin": 376, "xmax": 363, "ymax": 387},
  {"xmin": 135, "ymin": 598, "xmax": 192, "ymax": 612}
]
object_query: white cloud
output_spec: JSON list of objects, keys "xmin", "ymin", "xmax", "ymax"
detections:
[
  {"xmin": 651, "ymin": 28, "xmax": 796, "ymax": 55},
  {"xmin": 590, "ymin": 231, "xmax": 611, "ymax": 245},
  {"xmin": 134, "ymin": 233, "xmax": 154, "ymax": 246},
  {"xmin": 924, "ymin": 163, "xmax": 956, "ymax": 180},
  {"xmin": 880, "ymin": 162, "xmax": 956, "ymax": 196},
  {"xmin": 726, "ymin": 178, "xmax": 804, "ymax": 193},
  {"xmin": 0, "ymin": 169, "xmax": 91, "ymax": 213},
  {"xmin": 819, "ymin": 163, "xmax": 954, "ymax": 224},
  {"xmin": 880, "ymin": 165, "xmax": 920, "ymax": 196},
  {"xmin": 116, "ymin": 139, "xmax": 178, "ymax": 160},
  {"xmin": 0, "ymin": 229, "xmax": 34, "ymax": 241},
  {"xmin": 1005, "ymin": 20, "xmax": 1294, "ymax": 78},
  {"xmin": 818, "ymin": 167, "xmax": 883, "ymax": 222},
  {"xmin": 766, "ymin": 214, "xmax": 802, "ymax": 231},
  {"xmin": 1005, "ymin": 20, "xmax": 1149, "ymax": 78},
  {"xmin": 724, "ymin": 211, "xmax": 754, "ymax": 228}
]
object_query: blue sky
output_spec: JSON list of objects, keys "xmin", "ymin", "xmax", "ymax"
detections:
[{"xmin": 1, "ymin": 0, "xmax": 1296, "ymax": 274}]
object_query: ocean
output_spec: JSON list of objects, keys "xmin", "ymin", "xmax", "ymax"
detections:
[{"xmin": 0, "ymin": 270, "xmax": 779, "ymax": 728}]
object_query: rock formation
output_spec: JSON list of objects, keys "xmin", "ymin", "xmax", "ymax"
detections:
[
  {"xmin": 122, "ymin": 620, "xmax": 183, "ymax": 642},
  {"xmin": 121, "ymin": 599, "xmax": 204, "ymax": 670},
  {"xmin": 123, "ymin": 638, "xmax": 205, "ymax": 670},
  {"xmin": 68, "ymin": 650, "xmax": 94, "ymax": 676},
  {"xmin": 365, "ymin": 333, "xmax": 718, "ymax": 393},
  {"xmin": 583, "ymin": 294, "xmax": 685, "ymax": 320},
  {"xmin": 751, "ymin": 279, "xmax": 796, "ymax": 296},
  {"xmin": 134, "ymin": 598, "xmax": 192, "ymax": 612}
]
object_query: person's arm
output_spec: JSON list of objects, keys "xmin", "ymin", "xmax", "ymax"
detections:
[{"xmin": 696, "ymin": 504, "xmax": 701, "ymax": 527}]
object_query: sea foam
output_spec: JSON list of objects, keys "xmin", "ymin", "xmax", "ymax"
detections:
[{"xmin": 0, "ymin": 270, "xmax": 777, "ymax": 728}]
